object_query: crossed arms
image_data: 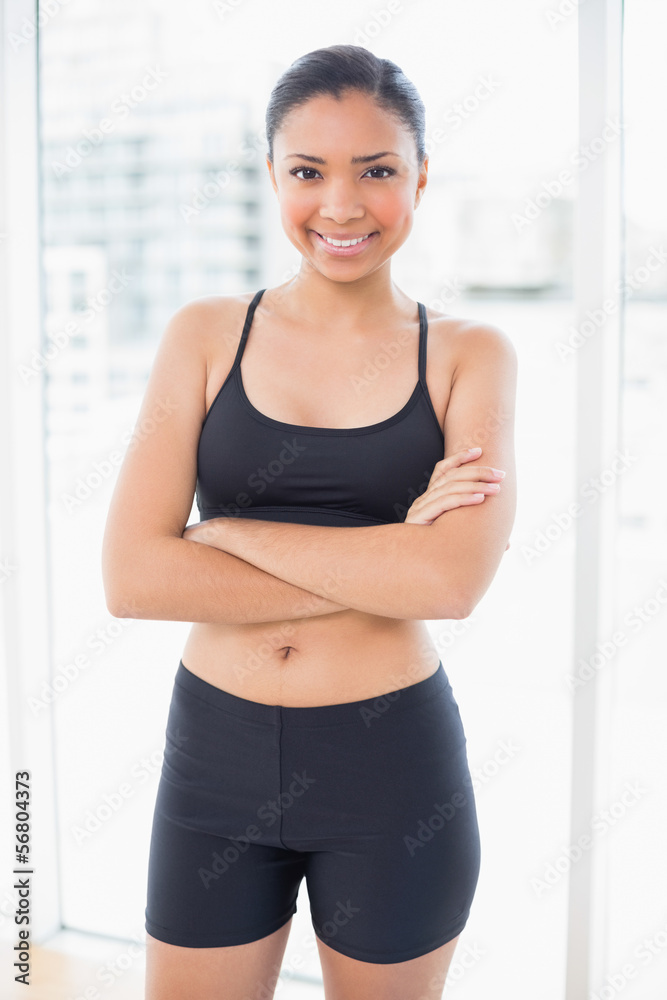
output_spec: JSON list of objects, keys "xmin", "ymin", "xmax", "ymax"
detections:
[{"xmin": 102, "ymin": 299, "xmax": 517, "ymax": 624}]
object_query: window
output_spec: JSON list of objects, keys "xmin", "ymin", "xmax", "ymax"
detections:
[{"xmin": 2, "ymin": 2, "xmax": 661, "ymax": 997}]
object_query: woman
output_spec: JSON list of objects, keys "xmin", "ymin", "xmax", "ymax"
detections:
[{"xmin": 102, "ymin": 44, "xmax": 517, "ymax": 1000}]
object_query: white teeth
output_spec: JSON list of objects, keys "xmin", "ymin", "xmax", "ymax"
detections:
[{"xmin": 321, "ymin": 234, "xmax": 371, "ymax": 247}]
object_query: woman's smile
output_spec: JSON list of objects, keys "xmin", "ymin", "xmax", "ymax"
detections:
[{"xmin": 310, "ymin": 229, "xmax": 380, "ymax": 256}]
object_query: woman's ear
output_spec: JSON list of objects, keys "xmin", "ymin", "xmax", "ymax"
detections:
[
  {"xmin": 415, "ymin": 155, "xmax": 429, "ymax": 209},
  {"xmin": 266, "ymin": 156, "xmax": 279, "ymax": 196}
]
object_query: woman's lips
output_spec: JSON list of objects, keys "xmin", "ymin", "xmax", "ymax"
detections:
[{"xmin": 311, "ymin": 231, "xmax": 378, "ymax": 256}]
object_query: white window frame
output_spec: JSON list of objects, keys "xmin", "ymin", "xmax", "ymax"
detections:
[
  {"xmin": 0, "ymin": 0, "xmax": 61, "ymax": 940},
  {"xmin": 566, "ymin": 0, "xmax": 624, "ymax": 996}
]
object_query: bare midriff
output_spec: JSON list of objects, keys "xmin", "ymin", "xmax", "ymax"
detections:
[{"xmin": 180, "ymin": 611, "xmax": 442, "ymax": 707}]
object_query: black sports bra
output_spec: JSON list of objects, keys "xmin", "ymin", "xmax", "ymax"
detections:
[{"xmin": 195, "ymin": 289, "xmax": 445, "ymax": 527}]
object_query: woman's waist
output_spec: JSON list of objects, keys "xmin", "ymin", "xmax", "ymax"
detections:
[{"xmin": 180, "ymin": 613, "xmax": 441, "ymax": 706}]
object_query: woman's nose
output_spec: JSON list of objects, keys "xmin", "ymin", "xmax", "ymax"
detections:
[{"xmin": 318, "ymin": 181, "xmax": 365, "ymax": 224}]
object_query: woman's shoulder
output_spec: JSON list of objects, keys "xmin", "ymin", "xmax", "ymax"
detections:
[
  {"xmin": 424, "ymin": 302, "xmax": 514, "ymax": 348},
  {"xmin": 170, "ymin": 290, "xmax": 259, "ymax": 327},
  {"xmin": 160, "ymin": 290, "xmax": 262, "ymax": 359},
  {"xmin": 422, "ymin": 303, "xmax": 516, "ymax": 377}
]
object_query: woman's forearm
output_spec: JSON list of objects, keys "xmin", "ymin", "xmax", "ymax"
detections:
[
  {"xmin": 186, "ymin": 516, "xmax": 451, "ymax": 621},
  {"xmin": 103, "ymin": 535, "xmax": 350, "ymax": 624}
]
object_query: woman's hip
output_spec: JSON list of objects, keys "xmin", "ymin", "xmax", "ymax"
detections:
[{"xmin": 154, "ymin": 656, "xmax": 476, "ymax": 851}]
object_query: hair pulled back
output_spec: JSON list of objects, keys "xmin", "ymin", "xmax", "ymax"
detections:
[{"xmin": 265, "ymin": 44, "xmax": 426, "ymax": 167}]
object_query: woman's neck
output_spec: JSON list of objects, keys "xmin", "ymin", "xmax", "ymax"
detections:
[{"xmin": 272, "ymin": 262, "xmax": 414, "ymax": 332}]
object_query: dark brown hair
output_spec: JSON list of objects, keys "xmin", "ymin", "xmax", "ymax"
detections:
[{"xmin": 265, "ymin": 44, "xmax": 426, "ymax": 166}]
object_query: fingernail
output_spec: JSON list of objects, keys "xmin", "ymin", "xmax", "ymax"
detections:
[{"xmin": 491, "ymin": 468, "xmax": 505, "ymax": 477}]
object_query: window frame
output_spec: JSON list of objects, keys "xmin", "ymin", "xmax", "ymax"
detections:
[
  {"xmin": 566, "ymin": 1, "xmax": 624, "ymax": 996},
  {"xmin": 0, "ymin": 0, "xmax": 61, "ymax": 940}
]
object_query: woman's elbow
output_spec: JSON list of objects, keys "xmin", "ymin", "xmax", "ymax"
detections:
[
  {"xmin": 101, "ymin": 542, "xmax": 147, "ymax": 619},
  {"xmin": 105, "ymin": 590, "xmax": 142, "ymax": 620},
  {"xmin": 443, "ymin": 577, "xmax": 495, "ymax": 622},
  {"xmin": 102, "ymin": 570, "xmax": 145, "ymax": 620},
  {"xmin": 428, "ymin": 595, "xmax": 472, "ymax": 622},
  {"xmin": 417, "ymin": 560, "xmax": 471, "ymax": 621}
]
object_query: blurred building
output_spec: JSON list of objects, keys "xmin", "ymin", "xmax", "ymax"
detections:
[{"xmin": 39, "ymin": 1, "xmax": 263, "ymax": 438}]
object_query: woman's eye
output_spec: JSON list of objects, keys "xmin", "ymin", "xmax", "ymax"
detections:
[
  {"xmin": 365, "ymin": 167, "xmax": 394, "ymax": 179},
  {"xmin": 290, "ymin": 167, "xmax": 321, "ymax": 180}
]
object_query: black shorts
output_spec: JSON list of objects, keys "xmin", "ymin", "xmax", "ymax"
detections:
[{"xmin": 145, "ymin": 658, "xmax": 481, "ymax": 965}]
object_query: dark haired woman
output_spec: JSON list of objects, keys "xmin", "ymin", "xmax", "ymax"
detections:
[{"xmin": 103, "ymin": 43, "xmax": 517, "ymax": 1000}]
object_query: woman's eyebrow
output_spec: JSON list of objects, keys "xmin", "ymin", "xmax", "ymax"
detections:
[{"xmin": 283, "ymin": 152, "xmax": 400, "ymax": 164}]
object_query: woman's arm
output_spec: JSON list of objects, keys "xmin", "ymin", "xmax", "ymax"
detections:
[
  {"xmin": 102, "ymin": 297, "xmax": 350, "ymax": 624},
  {"xmin": 182, "ymin": 323, "xmax": 518, "ymax": 622},
  {"xmin": 108, "ymin": 536, "xmax": 350, "ymax": 623}
]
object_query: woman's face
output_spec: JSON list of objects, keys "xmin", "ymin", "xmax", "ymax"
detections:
[{"xmin": 267, "ymin": 89, "xmax": 428, "ymax": 283}]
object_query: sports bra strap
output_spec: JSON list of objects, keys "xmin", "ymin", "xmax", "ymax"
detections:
[
  {"xmin": 230, "ymin": 288, "xmax": 266, "ymax": 371},
  {"xmin": 417, "ymin": 302, "xmax": 428, "ymax": 386}
]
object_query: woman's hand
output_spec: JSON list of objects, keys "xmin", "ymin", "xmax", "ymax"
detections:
[{"xmin": 405, "ymin": 447, "xmax": 510, "ymax": 548}]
